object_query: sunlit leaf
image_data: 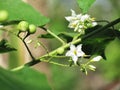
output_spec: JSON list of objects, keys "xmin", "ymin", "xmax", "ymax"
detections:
[
  {"xmin": 0, "ymin": 67, "xmax": 51, "ymax": 90},
  {"xmin": 0, "ymin": 39, "xmax": 16, "ymax": 53},
  {"xmin": 0, "ymin": 0, "xmax": 49, "ymax": 26},
  {"xmin": 77, "ymin": 0, "xmax": 96, "ymax": 13}
]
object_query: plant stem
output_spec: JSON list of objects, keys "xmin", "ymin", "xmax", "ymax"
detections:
[
  {"xmin": 83, "ymin": 18, "xmax": 120, "ymax": 39},
  {"xmin": 42, "ymin": 60, "xmax": 69, "ymax": 67},
  {"xmin": 18, "ymin": 35, "xmax": 35, "ymax": 61},
  {"xmin": 47, "ymin": 29, "xmax": 66, "ymax": 45},
  {"xmin": 37, "ymin": 40, "xmax": 49, "ymax": 54},
  {"xmin": 29, "ymin": 18, "xmax": 120, "ymax": 63},
  {"xmin": 39, "ymin": 38, "xmax": 81, "ymax": 58},
  {"xmin": 22, "ymin": 39, "xmax": 35, "ymax": 60},
  {"xmin": 12, "ymin": 18, "xmax": 120, "ymax": 70}
]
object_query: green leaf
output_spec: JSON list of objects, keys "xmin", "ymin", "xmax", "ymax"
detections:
[
  {"xmin": 0, "ymin": 0, "xmax": 49, "ymax": 26},
  {"xmin": 77, "ymin": 0, "xmax": 96, "ymax": 13},
  {"xmin": 0, "ymin": 39, "xmax": 16, "ymax": 53},
  {"xmin": 0, "ymin": 67, "xmax": 51, "ymax": 90},
  {"xmin": 102, "ymin": 38, "xmax": 120, "ymax": 80}
]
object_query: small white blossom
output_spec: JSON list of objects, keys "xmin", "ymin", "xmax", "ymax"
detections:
[
  {"xmin": 66, "ymin": 44, "xmax": 85, "ymax": 64},
  {"xmin": 65, "ymin": 9, "xmax": 97, "ymax": 34},
  {"xmin": 91, "ymin": 56, "xmax": 102, "ymax": 62}
]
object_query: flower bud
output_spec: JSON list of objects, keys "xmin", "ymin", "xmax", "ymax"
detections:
[
  {"xmin": 88, "ymin": 65, "xmax": 96, "ymax": 71},
  {"xmin": 91, "ymin": 56, "xmax": 102, "ymax": 62},
  {"xmin": 57, "ymin": 47, "xmax": 64, "ymax": 54},
  {"xmin": 17, "ymin": 21, "xmax": 29, "ymax": 32},
  {"xmin": 28, "ymin": 24, "xmax": 36, "ymax": 34}
]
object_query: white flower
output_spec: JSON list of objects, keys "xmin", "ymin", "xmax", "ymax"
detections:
[
  {"xmin": 65, "ymin": 9, "xmax": 82, "ymax": 29},
  {"xmin": 66, "ymin": 44, "xmax": 85, "ymax": 64},
  {"xmin": 65, "ymin": 9, "xmax": 98, "ymax": 33},
  {"xmin": 91, "ymin": 56, "xmax": 102, "ymax": 62}
]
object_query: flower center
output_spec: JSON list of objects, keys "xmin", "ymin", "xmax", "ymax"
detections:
[
  {"xmin": 74, "ymin": 50, "xmax": 77, "ymax": 55},
  {"xmin": 72, "ymin": 23, "xmax": 77, "ymax": 28}
]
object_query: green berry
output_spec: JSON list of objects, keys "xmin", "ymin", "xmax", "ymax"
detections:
[
  {"xmin": 17, "ymin": 21, "xmax": 29, "ymax": 32},
  {"xmin": 0, "ymin": 10, "xmax": 8, "ymax": 22},
  {"xmin": 57, "ymin": 47, "xmax": 64, "ymax": 54},
  {"xmin": 28, "ymin": 24, "xmax": 36, "ymax": 34}
]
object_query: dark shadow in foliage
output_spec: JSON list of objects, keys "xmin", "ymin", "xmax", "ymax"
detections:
[
  {"xmin": 0, "ymin": 39, "xmax": 16, "ymax": 53},
  {"xmin": 81, "ymin": 25, "xmax": 120, "ymax": 59}
]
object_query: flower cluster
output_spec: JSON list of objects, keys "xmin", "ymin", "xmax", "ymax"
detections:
[
  {"xmin": 66, "ymin": 44, "xmax": 85, "ymax": 65},
  {"xmin": 65, "ymin": 9, "xmax": 97, "ymax": 35},
  {"xmin": 66, "ymin": 44, "xmax": 102, "ymax": 74},
  {"xmin": 81, "ymin": 55, "xmax": 102, "ymax": 74}
]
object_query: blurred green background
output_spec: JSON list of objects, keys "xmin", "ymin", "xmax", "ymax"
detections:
[{"xmin": 2, "ymin": 0, "xmax": 120, "ymax": 90}]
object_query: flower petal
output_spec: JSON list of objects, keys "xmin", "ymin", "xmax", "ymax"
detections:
[
  {"xmin": 76, "ymin": 44, "xmax": 82, "ymax": 50},
  {"xmin": 77, "ymin": 51, "xmax": 85, "ymax": 57},
  {"xmin": 76, "ymin": 14, "xmax": 82, "ymax": 19},
  {"xmin": 71, "ymin": 55, "xmax": 78, "ymax": 64},
  {"xmin": 76, "ymin": 44, "xmax": 85, "ymax": 57},
  {"xmin": 70, "ymin": 44, "xmax": 76, "ymax": 51},
  {"xmin": 65, "ymin": 51, "xmax": 73, "ymax": 56},
  {"xmin": 81, "ymin": 14, "xmax": 90, "ymax": 22},
  {"xmin": 71, "ymin": 9, "xmax": 76, "ymax": 16},
  {"xmin": 65, "ymin": 16, "xmax": 74, "ymax": 22}
]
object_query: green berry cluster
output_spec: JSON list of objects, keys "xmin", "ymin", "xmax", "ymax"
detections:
[{"xmin": 17, "ymin": 21, "xmax": 37, "ymax": 34}]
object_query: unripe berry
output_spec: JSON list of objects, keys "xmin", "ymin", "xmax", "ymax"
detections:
[
  {"xmin": 28, "ymin": 24, "xmax": 36, "ymax": 34},
  {"xmin": 0, "ymin": 10, "xmax": 8, "ymax": 22},
  {"xmin": 57, "ymin": 47, "xmax": 64, "ymax": 54},
  {"xmin": 17, "ymin": 21, "xmax": 29, "ymax": 32}
]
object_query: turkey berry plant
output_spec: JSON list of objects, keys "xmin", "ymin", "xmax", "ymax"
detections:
[
  {"xmin": 0, "ymin": 0, "xmax": 120, "ymax": 90},
  {"xmin": 0, "ymin": 0, "xmax": 120, "ymax": 76}
]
